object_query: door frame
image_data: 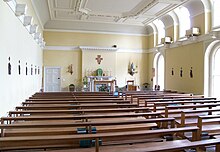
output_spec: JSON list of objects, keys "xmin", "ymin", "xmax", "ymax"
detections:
[{"xmin": 44, "ymin": 66, "xmax": 61, "ymax": 92}]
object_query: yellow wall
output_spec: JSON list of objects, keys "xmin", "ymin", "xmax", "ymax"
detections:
[
  {"xmin": 82, "ymin": 50, "xmax": 116, "ymax": 77},
  {"xmin": 43, "ymin": 12, "xmax": 211, "ymax": 94},
  {"xmin": 116, "ymin": 52, "xmax": 148, "ymax": 88},
  {"xmin": 43, "ymin": 50, "xmax": 82, "ymax": 91},
  {"xmin": 43, "ymin": 49, "xmax": 148, "ymax": 89},
  {"xmin": 166, "ymin": 26, "xmax": 174, "ymax": 39},
  {"xmin": 146, "ymin": 42, "xmax": 205, "ymax": 94},
  {"xmin": 191, "ymin": 13, "xmax": 205, "ymax": 35},
  {"xmin": 43, "ymin": 31, "xmax": 149, "ymax": 90},
  {"xmin": 0, "ymin": 1, "xmax": 42, "ymax": 116},
  {"xmin": 165, "ymin": 42, "xmax": 204, "ymax": 94},
  {"xmin": 206, "ymin": 12, "xmax": 212, "ymax": 33},
  {"xmin": 44, "ymin": 31, "xmax": 148, "ymax": 49},
  {"xmin": 147, "ymin": 52, "xmax": 155, "ymax": 89},
  {"xmin": 148, "ymin": 34, "xmax": 154, "ymax": 49}
]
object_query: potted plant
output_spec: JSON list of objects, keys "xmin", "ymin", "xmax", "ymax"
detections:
[{"xmin": 82, "ymin": 76, "xmax": 88, "ymax": 88}]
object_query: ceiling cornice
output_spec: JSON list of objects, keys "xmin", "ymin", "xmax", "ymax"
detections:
[
  {"xmin": 43, "ymin": 28, "xmax": 149, "ymax": 37},
  {"xmin": 31, "ymin": 0, "xmax": 44, "ymax": 30}
]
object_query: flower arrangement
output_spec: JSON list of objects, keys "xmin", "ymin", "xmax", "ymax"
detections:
[{"xmin": 98, "ymin": 84, "xmax": 109, "ymax": 92}]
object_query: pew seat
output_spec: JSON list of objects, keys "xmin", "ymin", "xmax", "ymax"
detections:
[
  {"xmin": 0, "ymin": 126, "xmax": 199, "ymax": 151},
  {"xmin": 63, "ymin": 138, "xmax": 220, "ymax": 152}
]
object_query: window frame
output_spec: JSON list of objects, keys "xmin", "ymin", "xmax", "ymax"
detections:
[{"xmin": 153, "ymin": 52, "xmax": 165, "ymax": 90}]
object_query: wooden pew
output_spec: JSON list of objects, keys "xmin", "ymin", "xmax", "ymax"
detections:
[
  {"xmin": 1, "ymin": 112, "xmax": 162, "ymax": 124},
  {"xmin": 8, "ymin": 107, "xmax": 150, "ymax": 116},
  {"xmin": 22, "ymin": 100, "xmax": 130, "ymax": 105},
  {"xmin": 29, "ymin": 96, "xmax": 119, "ymax": 100},
  {"xmin": 46, "ymin": 138, "xmax": 220, "ymax": 152},
  {"xmin": 197, "ymin": 115, "xmax": 220, "ymax": 140},
  {"xmin": 165, "ymin": 103, "xmax": 220, "ymax": 118},
  {"xmin": 26, "ymin": 98, "xmax": 123, "ymax": 101},
  {"xmin": 137, "ymin": 95, "xmax": 206, "ymax": 107},
  {"xmin": 131, "ymin": 93, "xmax": 192, "ymax": 104},
  {"xmin": 145, "ymin": 97, "xmax": 215, "ymax": 108},
  {"xmin": 124, "ymin": 91, "xmax": 181, "ymax": 101},
  {"xmin": 153, "ymin": 99, "xmax": 219, "ymax": 112},
  {"xmin": 31, "ymin": 92, "xmax": 115, "ymax": 98},
  {"xmin": 178, "ymin": 108, "xmax": 220, "ymax": 127},
  {"xmin": 15, "ymin": 103, "xmax": 138, "ymax": 110},
  {"xmin": 33, "ymin": 92, "xmax": 112, "ymax": 95},
  {"xmin": 0, "ymin": 117, "xmax": 176, "ymax": 137},
  {"xmin": 1, "ymin": 91, "xmax": 211, "ymax": 152},
  {"xmin": 0, "ymin": 126, "xmax": 199, "ymax": 151},
  {"xmin": 34, "ymin": 92, "xmax": 112, "ymax": 96}
]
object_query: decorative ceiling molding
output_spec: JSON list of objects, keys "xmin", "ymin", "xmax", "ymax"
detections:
[
  {"xmin": 44, "ymin": 45, "xmax": 149, "ymax": 53},
  {"xmin": 46, "ymin": 0, "xmax": 189, "ymax": 29},
  {"xmin": 44, "ymin": 33, "xmax": 215, "ymax": 54},
  {"xmin": 44, "ymin": 46, "xmax": 80, "ymax": 51},
  {"xmin": 29, "ymin": 0, "xmax": 208, "ymax": 34}
]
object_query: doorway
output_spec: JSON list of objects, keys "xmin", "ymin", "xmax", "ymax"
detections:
[{"xmin": 44, "ymin": 66, "xmax": 61, "ymax": 92}]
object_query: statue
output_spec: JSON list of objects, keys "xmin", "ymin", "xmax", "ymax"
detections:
[
  {"xmin": 96, "ymin": 68, "xmax": 103, "ymax": 76},
  {"xmin": 8, "ymin": 57, "xmax": 11, "ymax": 75},
  {"xmin": 128, "ymin": 62, "xmax": 137, "ymax": 76}
]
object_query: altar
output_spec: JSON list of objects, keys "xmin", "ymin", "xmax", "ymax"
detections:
[{"xmin": 87, "ymin": 76, "xmax": 115, "ymax": 92}]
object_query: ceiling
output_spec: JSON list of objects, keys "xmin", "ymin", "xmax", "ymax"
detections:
[{"xmin": 32, "ymin": 0, "xmax": 193, "ymax": 35}]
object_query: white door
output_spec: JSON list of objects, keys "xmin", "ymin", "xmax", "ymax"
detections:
[{"xmin": 44, "ymin": 67, "xmax": 61, "ymax": 92}]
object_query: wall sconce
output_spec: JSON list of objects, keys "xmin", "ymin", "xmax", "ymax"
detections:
[
  {"xmin": 185, "ymin": 27, "xmax": 200, "ymax": 38},
  {"xmin": 29, "ymin": 24, "xmax": 38, "ymax": 34},
  {"xmin": 40, "ymin": 41, "xmax": 46, "ymax": 48},
  {"xmin": 161, "ymin": 36, "xmax": 172, "ymax": 44},
  {"xmin": 34, "ymin": 32, "xmax": 41, "ymax": 40},
  {"xmin": 128, "ymin": 62, "xmax": 138, "ymax": 76},
  {"xmin": 15, "ymin": 4, "xmax": 27, "ymax": 16},
  {"xmin": 38, "ymin": 37, "xmax": 44, "ymax": 44},
  {"xmin": 67, "ymin": 64, "xmax": 73, "ymax": 75},
  {"xmin": 23, "ymin": 16, "xmax": 33, "ymax": 26}
]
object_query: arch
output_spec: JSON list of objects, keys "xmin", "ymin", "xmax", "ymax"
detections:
[
  {"xmin": 200, "ymin": 0, "xmax": 212, "ymax": 33},
  {"xmin": 174, "ymin": 6, "xmax": 191, "ymax": 38},
  {"xmin": 212, "ymin": 0, "xmax": 220, "ymax": 28},
  {"xmin": 212, "ymin": 48, "xmax": 220, "ymax": 98},
  {"xmin": 160, "ymin": 15, "xmax": 175, "ymax": 42},
  {"xmin": 201, "ymin": 0, "xmax": 211, "ymax": 12},
  {"xmin": 148, "ymin": 23, "xmax": 158, "ymax": 47},
  {"xmin": 204, "ymin": 40, "xmax": 220, "ymax": 96},
  {"xmin": 168, "ymin": 11, "xmax": 179, "ymax": 41},
  {"xmin": 184, "ymin": 0, "xmax": 211, "ymax": 34},
  {"xmin": 153, "ymin": 52, "xmax": 165, "ymax": 91},
  {"xmin": 153, "ymin": 19, "xmax": 165, "ymax": 44},
  {"xmin": 146, "ymin": 25, "xmax": 154, "ymax": 35},
  {"xmin": 160, "ymin": 15, "xmax": 174, "ymax": 28},
  {"xmin": 184, "ymin": 0, "xmax": 204, "ymax": 17}
]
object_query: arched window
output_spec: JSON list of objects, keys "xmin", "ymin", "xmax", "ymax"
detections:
[
  {"xmin": 212, "ymin": 48, "xmax": 220, "ymax": 98},
  {"xmin": 174, "ymin": 6, "xmax": 191, "ymax": 38},
  {"xmin": 204, "ymin": 40, "xmax": 220, "ymax": 98},
  {"xmin": 153, "ymin": 19, "xmax": 165, "ymax": 44},
  {"xmin": 212, "ymin": 0, "xmax": 220, "ymax": 28},
  {"xmin": 153, "ymin": 53, "xmax": 165, "ymax": 90}
]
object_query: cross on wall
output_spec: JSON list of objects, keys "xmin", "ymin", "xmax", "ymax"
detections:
[{"xmin": 96, "ymin": 55, "xmax": 103, "ymax": 64}]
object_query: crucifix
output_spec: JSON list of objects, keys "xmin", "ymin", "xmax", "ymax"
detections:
[{"xmin": 95, "ymin": 55, "xmax": 103, "ymax": 64}]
